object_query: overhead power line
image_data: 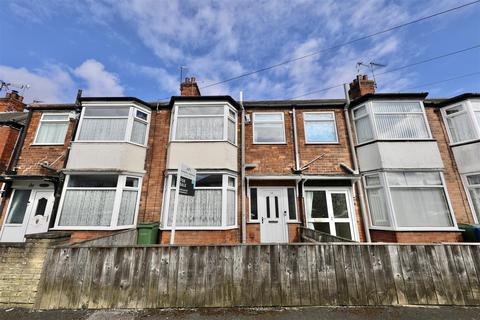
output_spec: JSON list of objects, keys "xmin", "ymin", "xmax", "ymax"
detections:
[
  {"xmin": 289, "ymin": 44, "xmax": 480, "ymax": 99},
  {"xmin": 399, "ymin": 71, "xmax": 480, "ymax": 91},
  {"xmin": 200, "ymin": 0, "xmax": 480, "ymax": 90}
]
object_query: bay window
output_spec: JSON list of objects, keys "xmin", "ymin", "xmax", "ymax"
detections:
[
  {"xmin": 77, "ymin": 105, "xmax": 150, "ymax": 145},
  {"xmin": 171, "ymin": 104, "xmax": 237, "ymax": 143},
  {"xmin": 253, "ymin": 113, "xmax": 286, "ymax": 144},
  {"xmin": 364, "ymin": 171, "xmax": 455, "ymax": 230},
  {"xmin": 56, "ymin": 174, "xmax": 141, "ymax": 229},
  {"xmin": 34, "ymin": 113, "xmax": 70, "ymax": 145},
  {"xmin": 163, "ymin": 173, "xmax": 236, "ymax": 229},
  {"xmin": 353, "ymin": 101, "xmax": 430, "ymax": 144},
  {"xmin": 465, "ymin": 173, "xmax": 480, "ymax": 222},
  {"xmin": 442, "ymin": 100, "xmax": 480, "ymax": 144}
]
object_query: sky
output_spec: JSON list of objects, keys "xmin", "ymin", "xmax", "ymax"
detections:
[{"xmin": 0, "ymin": 0, "xmax": 479, "ymax": 104}]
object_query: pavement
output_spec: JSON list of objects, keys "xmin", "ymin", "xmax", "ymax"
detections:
[{"xmin": 0, "ymin": 306, "xmax": 479, "ymax": 320}]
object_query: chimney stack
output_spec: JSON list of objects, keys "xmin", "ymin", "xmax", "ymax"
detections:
[
  {"xmin": 348, "ymin": 75, "xmax": 375, "ymax": 100},
  {"xmin": 180, "ymin": 77, "xmax": 201, "ymax": 96},
  {"xmin": 0, "ymin": 90, "xmax": 26, "ymax": 112}
]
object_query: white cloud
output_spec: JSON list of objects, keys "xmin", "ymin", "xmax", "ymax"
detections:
[
  {"xmin": 73, "ymin": 59, "xmax": 124, "ymax": 96},
  {"xmin": 0, "ymin": 59, "xmax": 124, "ymax": 103}
]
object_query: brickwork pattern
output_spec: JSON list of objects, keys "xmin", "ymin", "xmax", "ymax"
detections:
[
  {"xmin": 370, "ymin": 230, "xmax": 463, "ymax": 243},
  {"xmin": 0, "ymin": 126, "xmax": 20, "ymax": 173}
]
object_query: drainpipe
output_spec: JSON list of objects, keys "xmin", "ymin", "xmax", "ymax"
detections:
[
  {"xmin": 343, "ymin": 84, "xmax": 371, "ymax": 242},
  {"xmin": 7, "ymin": 110, "xmax": 32, "ymax": 174},
  {"xmin": 291, "ymin": 106, "xmax": 300, "ymax": 171},
  {"xmin": 240, "ymin": 92, "xmax": 247, "ymax": 243}
]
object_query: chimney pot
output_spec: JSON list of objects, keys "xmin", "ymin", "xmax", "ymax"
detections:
[
  {"xmin": 180, "ymin": 76, "xmax": 201, "ymax": 96},
  {"xmin": 348, "ymin": 74, "xmax": 375, "ymax": 100}
]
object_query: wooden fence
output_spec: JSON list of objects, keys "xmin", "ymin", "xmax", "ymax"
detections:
[
  {"xmin": 299, "ymin": 227, "xmax": 355, "ymax": 243},
  {"xmin": 35, "ymin": 243, "xmax": 480, "ymax": 309}
]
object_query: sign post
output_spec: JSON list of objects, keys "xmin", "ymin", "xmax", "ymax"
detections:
[{"xmin": 170, "ymin": 164, "xmax": 196, "ymax": 245}]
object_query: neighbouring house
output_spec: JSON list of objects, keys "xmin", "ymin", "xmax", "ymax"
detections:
[{"xmin": 0, "ymin": 76, "xmax": 478, "ymax": 244}]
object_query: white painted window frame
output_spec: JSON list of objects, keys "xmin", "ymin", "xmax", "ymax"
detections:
[
  {"xmin": 248, "ymin": 186, "xmax": 299, "ymax": 223},
  {"xmin": 161, "ymin": 171, "xmax": 238, "ymax": 230},
  {"xmin": 75, "ymin": 103, "xmax": 151, "ymax": 147},
  {"xmin": 303, "ymin": 111, "xmax": 339, "ymax": 144},
  {"xmin": 170, "ymin": 102, "xmax": 238, "ymax": 145},
  {"xmin": 252, "ymin": 112, "xmax": 286, "ymax": 144},
  {"xmin": 32, "ymin": 113, "xmax": 70, "ymax": 145},
  {"xmin": 304, "ymin": 186, "xmax": 359, "ymax": 241},
  {"xmin": 53, "ymin": 173, "xmax": 142, "ymax": 230},
  {"xmin": 463, "ymin": 172, "xmax": 480, "ymax": 223},
  {"xmin": 352, "ymin": 100, "xmax": 432, "ymax": 145},
  {"xmin": 363, "ymin": 171, "xmax": 458, "ymax": 231},
  {"xmin": 441, "ymin": 100, "xmax": 480, "ymax": 145}
]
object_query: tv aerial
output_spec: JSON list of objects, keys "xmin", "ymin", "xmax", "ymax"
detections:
[
  {"xmin": 0, "ymin": 80, "xmax": 30, "ymax": 94},
  {"xmin": 356, "ymin": 62, "xmax": 387, "ymax": 87}
]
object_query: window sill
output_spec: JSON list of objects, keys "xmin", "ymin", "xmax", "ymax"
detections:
[
  {"xmin": 304, "ymin": 142, "xmax": 340, "ymax": 145},
  {"xmin": 252, "ymin": 142, "xmax": 287, "ymax": 145},
  {"xmin": 51, "ymin": 225, "xmax": 135, "ymax": 231},
  {"xmin": 72, "ymin": 141, "xmax": 147, "ymax": 148},
  {"xmin": 31, "ymin": 143, "xmax": 66, "ymax": 147},
  {"xmin": 160, "ymin": 226, "xmax": 239, "ymax": 231},
  {"xmin": 369, "ymin": 226, "xmax": 462, "ymax": 232},
  {"xmin": 355, "ymin": 139, "xmax": 436, "ymax": 148},
  {"xmin": 449, "ymin": 138, "xmax": 480, "ymax": 147}
]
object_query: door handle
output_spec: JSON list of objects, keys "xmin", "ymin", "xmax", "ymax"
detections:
[{"xmin": 261, "ymin": 217, "xmax": 264, "ymax": 224}]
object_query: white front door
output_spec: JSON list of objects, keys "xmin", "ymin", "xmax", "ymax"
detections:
[
  {"xmin": 258, "ymin": 188, "xmax": 288, "ymax": 243},
  {"xmin": 0, "ymin": 189, "xmax": 54, "ymax": 242}
]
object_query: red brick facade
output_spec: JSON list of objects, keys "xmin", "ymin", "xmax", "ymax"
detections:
[
  {"xmin": 0, "ymin": 91, "xmax": 25, "ymax": 113},
  {"xmin": 0, "ymin": 126, "xmax": 20, "ymax": 173}
]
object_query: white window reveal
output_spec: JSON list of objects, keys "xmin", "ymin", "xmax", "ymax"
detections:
[
  {"xmin": 253, "ymin": 113, "xmax": 286, "ymax": 144},
  {"xmin": 304, "ymin": 112, "xmax": 338, "ymax": 143},
  {"xmin": 172, "ymin": 104, "xmax": 237, "ymax": 143},
  {"xmin": 465, "ymin": 173, "xmax": 480, "ymax": 222},
  {"xmin": 352, "ymin": 101, "xmax": 430, "ymax": 144},
  {"xmin": 442, "ymin": 100, "xmax": 480, "ymax": 144},
  {"xmin": 77, "ymin": 105, "xmax": 150, "ymax": 145},
  {"xmin": 364, "ymin": 171, "xmax": 455, "ymax": 230},
  {"xmin": 34, "ymin": 113, "xmax": 70, "ymax": 145},
  {"xmin": 56, "ymin": 174, "xmax": 141, "ymax": 229},
  {"xmin": 163, "ymin": 173, "xmax": 236, "ymax": 229}
]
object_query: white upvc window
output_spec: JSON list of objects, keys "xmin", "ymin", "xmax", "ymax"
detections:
[
  {"xmin": 364, "ymin": 171, "xmax": 457, "ymax": 230},
  {"xmin": 55, "ymin": 174, "xmax": 141, "ymax": 230},
  {"xmin": 33, "ymin": 113, "xmax": 70, "ymax": 145},
  {"xmin": 464, "ymin": 173, "xmax": 480, "ymax": 222},
  {"xmin": 162, "ymin": 172, "xmax": 237, "ymax": 229},
  {"xmin": 171, "ymin": 103, "xmax": 237, "ymax": 144},
  {"xmin": 253, "ymin": 112, "xmax": 286, "ymax": 144},
  {"xmin": 76, "ymin": 104, "xmax": 150, "ymax": 146},
  {"xmin": 352, "ymin": 100, "xmax": 431, "ymax": 144},
  {"xmin": 303, "ymin": 112, "xmax": 338, "ymax": 143},
  {"xmin": 441, "ymin": 100, "xmax": 480, "ymax": 145}
]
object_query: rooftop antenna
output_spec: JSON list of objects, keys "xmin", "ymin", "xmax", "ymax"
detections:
[
  {"xmin": 356, "ymin": 62, "xmax": 387, "ymax": 88},
  {"xmin": 179, "ymin": 66, "xmax": 188, "ymax": 92},
  {"xmin": 0, "ymin": 80, "xmax": 30, "ymax": 95}
]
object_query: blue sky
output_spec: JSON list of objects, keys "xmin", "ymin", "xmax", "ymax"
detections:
[{"xmin": 0, "ymin": 0, "xmax": 479, "ymax": 103}]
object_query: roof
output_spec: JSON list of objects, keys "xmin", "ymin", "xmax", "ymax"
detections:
[
  {"xmin": 0, "ymin": 112, "xmax": 28, "ymax": 127},
  {"xmin": 431, "ymin": 93, "xmax": 480, "ymax": 107},
  {"xmin": 169, "ymin": 95, "xmax": 241, "ymax": 109},
  {"xmin": 28, "ymin": 103, "xmax": 76, "ymax": 111},
  {"xmin": 349, "ymin": 93, "xmax": 429, "ymax": 108},
  {"xmin": 243, "ymin": 99, "xmax": 346, "ymax": 108},
  {"xmin": 80, "ymin": 96, "xmax": 151, "ymax": 108}
]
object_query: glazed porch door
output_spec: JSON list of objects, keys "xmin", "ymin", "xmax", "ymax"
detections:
[{"xmin": 258, "ymin": 188, "xmax": 288, "ymax": 243}]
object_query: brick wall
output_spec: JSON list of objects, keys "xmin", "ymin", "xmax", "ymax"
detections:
[
  {"xmin": 0, "ymin": 126, "xmax": 20, "ymax": 173},
  {"xmin": 0, "ymin": 91, "xmax": 25, "ymax": 113},
  {"xmin": 159, "ymin": 229, "xmax": 240, "ymax": 244},
  {"xmin": 426, "ymin": 107, "xmax": 475, "ymax": 225},
  {"xmin": 0, "ymin": 233, "xmax": 70, "ymax": 308},
  {"xmin": 370, "ymin": 230, "xmax": 463, "ymax": 243},
  {"xmin": 14, "ymin": 110, "xmax": 76, "ymax": 176}
]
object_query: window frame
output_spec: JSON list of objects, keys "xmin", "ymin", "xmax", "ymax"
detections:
[
  {"xmin": 161, "ymin": 171, "xmax": 238, "ymax": 230},
  {"xmin": 463, "ymin": 172, "xmax": 480, "ymax": 223},
  {"xmin": 170, "ymin": 102, "xmax": 238, "ymax": 145},
  {"xmin": 53, "ymin": 173, "xmax": 142, "ymax": 230},
  {"xmin": 303, "ymin": 186, "xmax": 359, "ymax": 240},
  {"xmin": 352, "ymin": 100, "xmax": 432, "ymax": 145},
  {"xmin": 252, "ymin": 112, "xmax": 286, "ymax": 144},
  {"xmin": 303, "ymin": 111, "xmax": 339, "ymax": 144},
  {"xmin": 32, "ymin": 113, "xmax": 70, "ymax": 146},
  {"xmin": 363, "ymin": 171, "xmax": 458, "ymax": 231},
  {"xmin": 75, "ymin": 103, "xmax": 151, "ymax": 147},
  {"xmin": 441, "ymin": 100, "xmax": 480, "ymax": 146}
]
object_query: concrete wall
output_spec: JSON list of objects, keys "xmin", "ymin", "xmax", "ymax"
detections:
[
  {"xmin": 357, "ymin": 141, "xmax": 444, "ymax": 172},
  {"xmin": 166, "ymin": 142, "xmax": 238, "ymax": 170},
  {"xmin": 66, "ymin": 142, "xmax": 147, "ymax": 173},
  {"xmin": 452, "ymin": 142, "xmax": 480, "ymax": 174}
]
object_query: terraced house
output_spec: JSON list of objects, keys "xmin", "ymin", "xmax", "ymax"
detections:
[{"xmin": 0, "ymin": 76, "xmax": 479, "ymax": 244}]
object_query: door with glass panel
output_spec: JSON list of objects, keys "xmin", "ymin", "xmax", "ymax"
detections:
[
  {"xmin": 258, "ymin": 188, "xmax": 288, "ymax": 243},
  {"xmin": 305, "ymin": 189, "xmax": 356, "ymax": 240},
  {"xmin": 0, "ymin": 189, "xmax": 54, "ymax": 242}
]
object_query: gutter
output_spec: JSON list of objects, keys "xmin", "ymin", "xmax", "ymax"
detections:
[
  {"xmin": 343, "ymin": 84, "xmax": 371, "ymax": 242},
  {"xmin": 240, "ymin": 92, "xmax": 247, "ymax": 243}
]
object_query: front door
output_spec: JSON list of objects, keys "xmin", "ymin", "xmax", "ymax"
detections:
[
  {"xmin": 0, "ymin": 189, "xmax": 54, "ymax": 242},
  {"xmin": 258, "ymin": 188, "xmax": 288, "ymax": 243},
  {"xmin": 305, "ymin": 189, "xmax": 356, "ymax": 240}
]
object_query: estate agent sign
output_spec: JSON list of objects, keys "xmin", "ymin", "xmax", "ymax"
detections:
[{"xmin": 170, "ymin": 164, "xmax": 196, "ymax": 244}]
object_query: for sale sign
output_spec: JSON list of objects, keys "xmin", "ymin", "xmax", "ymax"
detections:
[{"xmin": 178, "ymin": 164, "xmax": 196, "ymax": 196}]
